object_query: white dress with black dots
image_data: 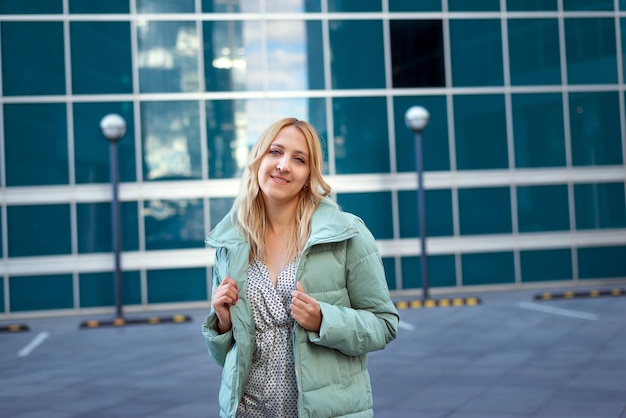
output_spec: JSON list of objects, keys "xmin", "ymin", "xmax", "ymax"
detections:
[{"xmin": 237, "ymin": 259, "xmax": 299, "ymax": 418}]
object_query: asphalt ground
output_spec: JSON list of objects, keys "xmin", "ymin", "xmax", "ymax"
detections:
[{"xmin": 1, "ymin": 285, "xmax": 626, "ymax": 418}]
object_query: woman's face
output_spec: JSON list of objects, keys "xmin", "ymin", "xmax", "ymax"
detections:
[{"xmin": 257, "ymin": 125, "xmax": 311, "ymax": 207}]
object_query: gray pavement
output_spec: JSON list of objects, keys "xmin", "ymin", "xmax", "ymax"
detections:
[{"xmin": 1, "ymin": 286, "xmax": 626, "ymax": 418}]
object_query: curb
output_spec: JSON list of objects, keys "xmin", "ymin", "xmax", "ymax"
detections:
[
  {"xmin": 0, "ymin": 323, "xmax": 30, "ymax": 333},
  {"xmin": 534, "ymin": 288, "xmax": 626, "ymax": 300},
  {"xmin": 395, "ymin": 297, "xmax": 481, "ymax": 310},
  {"xmin": 79, "ymin": 314, "xmax": 192, "ymax": 329}
]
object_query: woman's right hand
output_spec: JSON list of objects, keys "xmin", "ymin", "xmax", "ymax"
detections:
[{"xmin": 212, "ymin": 276, "xmax": 238, "ymax": 334}]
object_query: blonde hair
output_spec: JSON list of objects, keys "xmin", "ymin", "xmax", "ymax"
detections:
[{"xmin": 232, "ymin": 118, "xmax": 331, "ymax": 262}]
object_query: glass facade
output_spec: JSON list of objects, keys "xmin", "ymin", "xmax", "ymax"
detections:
[{"xmin": 1, "ymin": 1, "xmax": 625, "ymax": 316}]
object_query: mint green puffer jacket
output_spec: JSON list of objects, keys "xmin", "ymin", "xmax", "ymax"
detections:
[{"xmin": 202, "ymin": 198, "xmax": 399, "ymax": 418}]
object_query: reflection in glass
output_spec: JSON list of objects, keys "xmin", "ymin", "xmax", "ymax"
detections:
[
  {"xmin": 565, "ymin": 18, "xmax": 616, "ymax": 84},
  {"xmin": 508, "ymin": 19, "xmax": 560, "ymax": 85},
  {"xmin": 137, "ymin": 20, "xmax": 199, "ymax": 93},
  {"xmin": 210, "ymin": 197, "xmax": 235, "ymax": 229},
  {"xmin": 575, "ymin": 183, "xmax": 626, "ymax": 229},
  {"xmin": 202, "ymin": 0, "xmax": 260, "ymax": 13},
  {"xmin": 141, "ymin": 101, "xmax": 201, "ymax": 180},
  {"xmin": 137, "ymin": 0, "xmax": 195, "ymax": 13},
  {"xmin": 144, "ymin": 199, "xmax": 205, "ymax": 250}
]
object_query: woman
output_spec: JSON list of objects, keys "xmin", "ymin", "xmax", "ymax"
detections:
[{"xmin": 202, "ymin": 118, "xmax": 399, "ymax": 417}]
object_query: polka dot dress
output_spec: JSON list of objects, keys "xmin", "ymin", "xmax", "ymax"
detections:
[{"xmin": 237, "ymin": 259, "xmax": 299, "ymax": 418}]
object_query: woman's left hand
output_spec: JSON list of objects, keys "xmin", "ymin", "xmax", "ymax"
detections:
[{"xmin": 290, "ymin": 281, "xmax": 322, "ymax": 332}]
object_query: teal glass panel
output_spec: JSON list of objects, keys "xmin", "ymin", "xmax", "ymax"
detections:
[
  {"xmin": 517, "ymin": 185, "xmax": 570, "ymax": 232},
  {"xmin": 147, "ymin": 267, "xmax": 208, "ymax": 303},
  {"xmin": 336, "ymin": 192, "xmax": 393, "ymax": 240},
  {"xmin": 10, "ymin": 274, "xmax": 73, "ymax": 311},
  {"xmin": 454, "ymin": 95, "xmax": 508, "ymax": 170},
  {"xmin": 144, "ymin": 199, "xmax": 205, "ymax": 250},
  {"xmin": 137, "ymin": 0, "xmax": 194, "ymax": 12},
  {"xmin": 74, "ymin": 102, "xmax": 136, "ymax": 183},
  {"xmin": 138, "ymin": 21, "xmax": 198, "ymax": 93},
  {"xmin": 394, "ymin": 95, "xmax": 449, "ymax": 172},
  {"xmin": 574, "ymin": 183, "xmax": 626, "ymax": 230},
  {"xmin": 8, "ymin": 204, "xmax": 71, "ymax": 257},
  {"xmin": 520, "ymin": 249, "xmax": 572, "ymax": 282},
  {"xmin": 382, "ymin": 257, "xmax": 396, "ymax": 291},
  {"xmin": 578, "ymin": 246, "xmax": 626, "ymax": 279},
  {"xmin": 570, "ymin": 92, "xmax": 622, "ymax": 166},
  {"xmin": 266, "ymin": 0, "xmax": 320, "ymax": 12},
  {"xmin": 462, "ymin": 252, "xmax": 515, "ymax": 286},
  {"xmin": 328, "ymin": 0, "xmax": 380, "ymax": 11},
  {"xmin": 329, "ymin": 20, "xmax": 385, "ymax": 89},
  {"xmin": 0, "ymin": 278, "xmax": 3, "ymax": 312},
  {"xmin": 398, "ymin": 189, "xmax": 454, "ymax": 238},
  {"xmin": 333, "ymin": 97, "xmax": 389, "ymax": 174},
  {"xmin": 141, "ymin": 101, "xmax": 201, "ymax": 181},
  {"xmin": 69, "ymin": 0, "xmax": 129, "ymax": 13},
  {"xmin": 203, "ymin": 21, "xmax": 261, "ymax": 91},
  {"xmin": 0, "ymin": 0, "xmax": 62, "ymax": 13},
  {"xmin": 268, "ymin": 21, "xmax": 324, "ymax": 90},
  {"xmin": 449, "ymin": 0, "xmax": 499, "ymax": 11},
  {"xmin": 450, "ymin": 20, "xmax": 503, "ymax": 87},
  {"xmin": 79, "ymin": 271, "xmax": 141, "ymax": 308},
  {"xmin": 401, "ymin": 255, "xmax": 456, "ymax": 290},
  {"xmin": 565, "ymin": 18, "xmax": 617, "ymax": 84},
  {"xmin": 210, "ymin": 197, "xmax": 234, "ymax": 229},
  {"xmin": 202, "ymin": 0, "xmax": 259, "ymax": 12},
  {"xmin": 77, "ymin": 202, "xmax": 139, "ymax": 253},
  {"xmin": 508, "ymin": 19, "xmax": 560, "ymax": 85},
  {"xmin": 206, "ymin": 98, "xmax": 327, "ymax": 179},
  {"xmin": 512, "ymin": 94, "xmax": 566, "ymax": 168},
  {"xmin": 71, "ymin": 22, "xmax": 132, "ymax": 94},
  {"xmin": 4, "ymin": 103, "xmax": 68, "ymax": 186},
  {"xmin": 1, "ymin": 22, "xmax": 65, "ymax": 96},
  {"xmin": 389, "ymin": 0, "xmax": 441, "ymax": 11},
  {"xmin": 390, "ymin": 20, "xmax": 444, "ymax": 88},
  {"xmin": 459, "ymin": 187, "xmax": 512, "ymax": 235},
  {"xmin": 563, "ymin": 0, "xmax": 612, "ymax": 10},
  {"xmin": 507, "ymin": 0, "xmax": 557, "ymax": 10}
]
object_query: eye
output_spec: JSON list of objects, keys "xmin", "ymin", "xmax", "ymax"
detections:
[
  {"xmin": 295, "ymin": 157, "xmax": 306, "ymax": 164},
  {"xmin": 268, "ymin": 148, "xmax": 281, "ymax": 155}
]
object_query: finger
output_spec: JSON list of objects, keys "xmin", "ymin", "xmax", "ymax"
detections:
[{"xmin": 296, "ymin": 280, "xmax": 304, "ymax": 293}]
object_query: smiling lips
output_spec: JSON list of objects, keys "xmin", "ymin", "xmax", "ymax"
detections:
[{"xmin": 271, "ymin": 175, "xmax": 289, "ymax": 184}]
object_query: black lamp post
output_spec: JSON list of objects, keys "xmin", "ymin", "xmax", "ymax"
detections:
[
  {"xmin": 405, "ymin": 106, "xmax": 430, "ymax": 300},
  {"xmin": 99, "ymin": 114, "xmax": 127, "ymax": 319}
]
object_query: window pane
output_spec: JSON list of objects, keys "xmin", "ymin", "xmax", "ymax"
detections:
[
  {"xmin": 10, "ymin": 275, "xmax": 73, "ymax": 311},
  {"xmin": 507, "ymin": 0, "xmax": 557, "ymax": 10},
  {"xmin": 333, "ymin": 97, "xmax": 389, "ymax": 174},
  {"xmin": 147, "ymin": 267, "xmax": 208, "ymax": 303},
  {"xmin": 394, "ymin": 95, "xmax": 450, "ymax": 172},
  {"xmin": 138, "ymin": 21, "xmax": 199, "ymax": 93},
  {"xmin": 1, "ymin": 22, "xmax": 65, "ymax": 96},
  {"xmin": 578, "ymin": 246, "xmax": 626, "ymax": 279},
  {"xmin": 398, "ymin": 189, "xmax": 454, "ymax": 238},
  {"xmin": 454, "ymin": 95, "xmax": 508, "ymax": 170},
  {"xmin": 563, "ymin": 0, "xmax": 612, "ymax": 10},
  {"xmin": 390, "ymin": 20, "xmax": 444, "ymax": 88},
  {"xmin": 74, "ymin": 102, "xmax": 136, "ymax": 183},
  {"xmin": 459, "ymin": 187, "xmax": 512, "ymax": 235},
  {"xmin": 137, "ymin": 0, "xmax": 195, "ymax": 12},
  {"xmin": 0, "ymin": 0, "xmax": 62, "ymax": 13},
  {"xmin": 517, "ymin": 185, "xmax": 570, "ymax": 232},
  {"xmin": 508, "ymin": 19, "xmax": 560, "ymax": 85},
  {"xmin": 202, "ymin": 0, "xmax": 259, "ymax": 13},
  {"xmin": 4, "ymin": 103, "xmax": 68, "ymax": 186},
  {"xmin": 328, "ymin": 0, "xmax": 381, "ymax": 12},
  {"xmin": 141, "ymin": 101, "xmax": 201, "ymax": 181},
  {"xmin": 565, "ymin": 18, "xmax": 617, "ymax": 84},
  {"xmin": 71, "ymin": 22, "xmax": 133, "ymax": 94},
  {"xmin": 77, "ymin": 202, "xmax": 139, "ymax": 253},
  {"xmin": 203, "ymin": 21, "xmax": 263, "ymax": 92},
  {"xmin": 521, "ymin": 249, "xmax": 572, "ymax": 282},
  {"xmin": 462, "ymin": 252, "xmax": 515, "ymax": 285},
  {"xmin": 574, "ymin": 183, "xmax": 626, "ymax": 230},
  {"xmin": 569, "ymin": 92, "xmax": 622, "ymax": 166},
  {"xmin": 210, "ymin": 197, "xmax": 234, "ymax": 229},
  {"xmin": 266, "ymin": 0, "xmax": 321, "ymax": 13},
  {"xmin": 450, "ymin": 19, "xmax": 503, "ymax": 87},
  {"xmin": 144, "ymin": 198, "xmax": 205, "ymax": 250},
  {"xmin": 79, "ymin": 271, "xmax": 141, "ymax": 308},
  {"xmin": 512, "ymin": 93, "xmax": 566, "ymax": 168},
  {"xmin": 336, "ymin": 192, "xmax": 393, "ymax": 239},
  {"xmin": 8, "ymin": 205, "xmax": 71, "ymax": 257},
  {"xmin": 449, "ymin": 0, "xmax": 499, "ymax": 11},
  {"xmin": 401, "ymin": 255, "xmax": 456, "ymax": 289},
  {"xmin": 329, "ymin": 20, "xmax": 385, "ymax": 89},
  {"xmin": 390, "ymin": 0, "xmax": 441, "ymax": 11},
  {"xmin": 69, "ymin": 0, "xmax": 129, "ymax": 13},
  {"xmin": 268, "ymin": 21, "xmax": 324, "ymax": 90}
]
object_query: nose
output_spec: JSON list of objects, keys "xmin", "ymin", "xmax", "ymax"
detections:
[{"xmin": 277, "ymin": 156, "xmax": 290, "ymax": 172}]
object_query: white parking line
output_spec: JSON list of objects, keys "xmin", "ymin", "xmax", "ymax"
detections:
[
  {"xmin": 518, "ymin": 301, "xmax": 599, "ymax": 321},
  {"xmin": 17, "ymin": 332, "xmax": 50, "ymax": 357},
  {"xmin": 398, "ymin": 321, "xmax": 415, "ymax": 331}
]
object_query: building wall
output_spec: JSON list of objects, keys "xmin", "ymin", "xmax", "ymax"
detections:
[{"xmin": 1, "ymin": 0, "xmax": 625, "ymax": 317}]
